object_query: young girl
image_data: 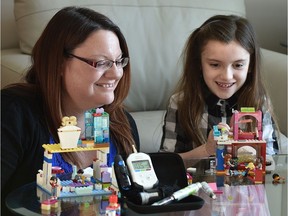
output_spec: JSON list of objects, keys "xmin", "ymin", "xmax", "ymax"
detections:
[{"xmin": 160, "ymin": 15, "xmax": 279, "ymax": 161}]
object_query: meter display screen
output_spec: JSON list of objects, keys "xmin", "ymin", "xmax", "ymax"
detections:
[{"xmin": 132, "ymin": 160, "xmax": 151, "ymax": 170}]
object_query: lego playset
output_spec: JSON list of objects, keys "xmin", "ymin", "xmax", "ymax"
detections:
[
  {"xmin": 214, "ymin": 107, "xmax": 267, "ymax": 184},
  {"xmin": 37, "ymin": 108, "xmax": 115, "ymax": 204}
]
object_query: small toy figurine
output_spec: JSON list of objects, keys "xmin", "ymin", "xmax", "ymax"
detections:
[
  {"xmin": 243, "ymin": 162, "xmax": 255, "ymax": 177},
  {"xmin": 187, "ymin": 172, "xmax": 193, "ymax": 185},
  {"xmin": 58, "ymin": 116, "xmax": 81, "ymax": 149},
  {"xmin": 224, "ymin": 154, "xmax": 235, "ymax": 175},
  {"xmin": 272, "ymin": 173, "xmax": 285, "ymax": 184},
  {"xmin": 220, "ymin": 127, "xmax": 229, "ymax": 141},
  {"xmin": 105, "ymin": 194, "xmax": 121, "ymax": 216},
  {"xmin": 255, "ymin": 156, "xmax": 263, "ymax": 170},
  {"xmin": 231, "ymin": 162, "xmax": 256, "ymax": 177},
  {"xmin": 49, "ymin": 176, "xmax": 59, "ymax": 199},
  {"xmin": 74, "ymin": 169, "xmax": 85, "ymax": 184}
]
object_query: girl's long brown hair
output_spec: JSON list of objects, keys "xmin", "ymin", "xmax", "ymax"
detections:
[{"xmin": 174, "ymin": 15, "xmax": 276, "ymax": 146}]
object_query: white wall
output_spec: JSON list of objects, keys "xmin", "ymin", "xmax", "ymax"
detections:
[{"xmin": 245, "ymin": 0, "xmax": 287, "ymax": 55}]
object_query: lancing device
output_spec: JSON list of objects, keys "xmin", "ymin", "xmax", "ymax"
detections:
[
  {"xmin": 201, "ymin": 181, "xmax": 216, "ymax": 199},
  {"xmin": 152, "ymin": 182, "xmax": 202, "ymax": 206},
  {"xmin": 114, "ymin": 154, "xmax": 131, "ymax": 191}
]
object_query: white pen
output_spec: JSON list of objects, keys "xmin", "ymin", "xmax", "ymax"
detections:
[{"xmin": 151, "ymin": 181, "xmax": 217, "ymax": 206}]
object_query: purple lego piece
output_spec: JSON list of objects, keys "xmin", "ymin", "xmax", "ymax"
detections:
[{"xmin": 101, "ymin": 171, "xmax": 111, "ymax": 183}]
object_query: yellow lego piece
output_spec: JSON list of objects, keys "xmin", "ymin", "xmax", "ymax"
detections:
[
  {"xmin": 51, "ymin": 201, "xmax": 58, "ymax": 208},
  {"xmin": 41, "ymin": 203, "xmax": 51, "ymax": 211},
  {"xmin": 102, "ymin": 183, "xmax": 111, "ymax": 189},
  {"xmin": 42, "ymin": 143, "xmax": 109, "ymax": 153}
]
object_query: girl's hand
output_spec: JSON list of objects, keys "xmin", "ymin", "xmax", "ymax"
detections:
[
  {"xmin": 217, "ymin": 122, "xmax": 231, "ymax": 131},
  {"xmin": 206, "ymin": 123, "xmax": 231, "ymax": 155},
  {"xmin": 206, "ymin": 129, "xmax": 217, "ymax": 155}
]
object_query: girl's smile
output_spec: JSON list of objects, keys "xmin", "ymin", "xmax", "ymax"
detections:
[{"xmin": 201, "ymin": 40, "xmax": 250, "ymax": 99}]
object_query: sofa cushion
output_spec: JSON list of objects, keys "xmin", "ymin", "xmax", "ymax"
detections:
[
  {"xmin": 14, "ymin": 0, "xmax": 246, "ymax": 55},
  {"xmin": 14, "ymin": 0, "xmax": 246, "ymax": 112},
  {"xmin": 130, "ymin": 110, "xmax": 165, "ymax": 152}
]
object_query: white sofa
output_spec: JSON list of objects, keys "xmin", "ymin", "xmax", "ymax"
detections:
[{"xmin": 1, "ymin": 0, "xmax": 287, "ymax": 153}]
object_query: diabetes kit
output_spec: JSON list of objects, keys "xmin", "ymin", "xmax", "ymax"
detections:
[{"xmin": 114, "ymin": 149, "xmax": 206, "ymax": 214}]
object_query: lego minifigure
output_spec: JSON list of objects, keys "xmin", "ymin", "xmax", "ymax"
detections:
[
  {"xmin": 105, "ymin": 194, "xmax": 121, "ymax": 216},
  {"xmin": 255, "ymin": 156, "xmax": 263, "ymax": 170},
  {"xmin": 187, "ymin": 172, "xmax": 193, "ymax": 185},
  {"xmin": 224, "ymin": 154, "xmax": 235, "ymax": 175},
  {"xmin": 74, "ymin": 169, "xmax": 85, "ymax": 184},
  {"xmin": 49, "ymin": 176, "xmax": 59, "ymax": 199},
  {"xmin": 272, "ymin": 173, "xmax": 285, "ymax": 184},
  {"xmin": 220, "ymin": 127, "xmax": 229, "ymax": 141},
  {"xmin": 243, "ymin": 162, "xmax": 255, "ymax": 177}
]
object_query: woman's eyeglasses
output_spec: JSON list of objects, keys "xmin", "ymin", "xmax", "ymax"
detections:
[{"xmin": 67, "ymin": 53, "xmax": 129, "ymax": 71}]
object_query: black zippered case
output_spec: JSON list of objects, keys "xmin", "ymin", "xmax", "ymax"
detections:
[{"xmin": 115, "ymin": 152, "xmax": 204, "ymax": 214}]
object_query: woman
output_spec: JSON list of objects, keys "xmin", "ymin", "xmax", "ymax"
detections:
[{"xmin": 1, "ymin": 6, "xmax": 139, "ymax": 215}]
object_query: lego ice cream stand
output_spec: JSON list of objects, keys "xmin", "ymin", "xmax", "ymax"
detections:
[{"xmin": 36, "ymin": 109, "xmax": 115, "ymax": 200}]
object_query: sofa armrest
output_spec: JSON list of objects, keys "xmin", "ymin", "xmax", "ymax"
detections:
[
  {"xmin": 278, "ymin": 132, "xmax": 288, "ymax": 154},
  {"xmin": 1, "ymin": 49, "xmax": 31, "ymax": 87},
  {"xmin": 261, "ymin": 48, "xmax": 287, "ymax": 136}
]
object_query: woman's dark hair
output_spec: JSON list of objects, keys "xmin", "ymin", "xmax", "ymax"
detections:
[{"xmin": 8, "ymin": 7, "xmax": 134, "ymax": 155}]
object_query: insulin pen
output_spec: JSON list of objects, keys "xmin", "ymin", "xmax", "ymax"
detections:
[
  {"xmin": 152, "ymin": 181, "xmax": 216, "ymax": 206},
  {"xmin": 152, "ymin": 182, "xmax": 202, "ymax": 206}
]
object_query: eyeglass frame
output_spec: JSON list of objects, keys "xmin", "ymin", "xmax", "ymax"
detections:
[{"xmin": 66, "ymin": 53, "xmax": 129, "ymax": 71}]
